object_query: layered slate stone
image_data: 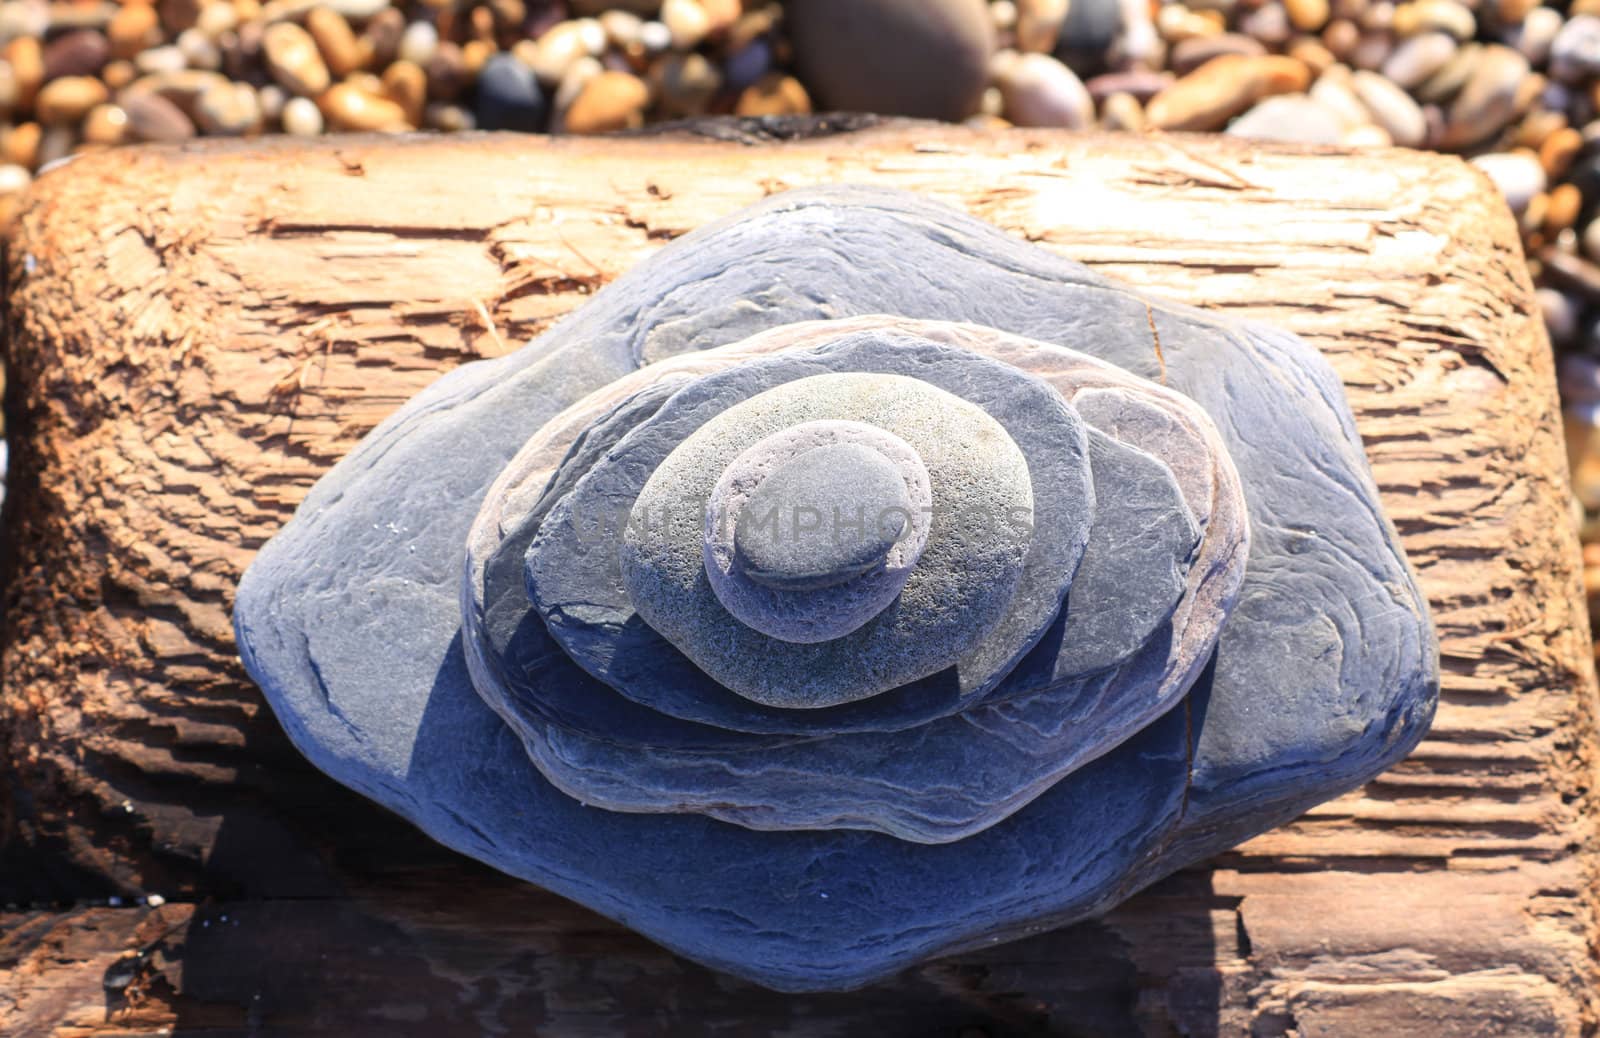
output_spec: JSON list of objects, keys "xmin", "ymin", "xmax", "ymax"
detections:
[
  {"xmin": 464, "ymin": 319, "xmax": 1246, "ymax": 842},
  {"xmin": 592, "ymin": 369, "xmax": 1036, "ymax": 704},
  {"xmin": 234, "ymin": 185, "xmax": 1439, "ymax": 993}
]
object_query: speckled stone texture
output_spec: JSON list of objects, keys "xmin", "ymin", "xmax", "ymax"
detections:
[{"xmin": 233, "ymin": 185, "xmax": 1439, "ymax": 992}]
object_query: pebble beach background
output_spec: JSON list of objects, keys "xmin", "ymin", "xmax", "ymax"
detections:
[{"xmin": 0, "ymin": 0, "xmax": 1594, "ymax": 635}]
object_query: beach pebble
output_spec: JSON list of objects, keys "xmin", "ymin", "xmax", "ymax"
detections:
[
  {"xmin": 1510, "ymin": 7, "xmax": 1563, "ymax": 66},
  {"xmin": 1393, "ymin": 0, "xmax": 1475, "ymax": 39},
  {"xmin": 263, "ymin": 21, "xmax": 329, "ymax": 97},
  {"xmin": 724, "ymin": 37, "xmax": 772, "ymax": 92},
  {"xmin": 735, "ymin": 72, "xmax": 812, "ymax": 117},
  {"xmin": 1380, "ymin": 29, "xmax": 1455, "ymax": 87},
  {"xmin": 1101, "ymin": 90, "xmax": 1145, "ymax": 130},
  {"xmin": 1311, "ymin": 65, "xmax": 1376, "ymax": 126},
  {"xmin": 1171, "ymin": 33, "xmax": 1264, "ymax": 76},
  {"xmin": 398, "ymin": 19, "xmax": 437, "ymax": 67},
  {"xmin": 1240, "ymin": 3, "xmax": 1292, "ymax": 46},
  {"xmin": 121, "ymin": 90, "xmax": 196, "ymax": 141},
  {"xmin": 1551, "ymin": 15, "xmax": 1600, "ymax": 82},
  {"xmin": 788, "ymin": 0, "xmax": 993, "ymax": 121},
  {"xmin": 424, "ymin": 101, "xmax": 474, "ymax": 130},
  {"xmin": 42, "ymin": 29, "xmax": 109, "ymax": 80},
  {"xmin": 1541, "ymin": 286, "xmax": 1579, "ymax": 346},
  {"xmin": 1227, "ymin": 93, "xmax": 1347, "ymax": 141},
  {"xmin": 382, "ymin": 58, "xmax": 426, "ymax": 126},
  {"xmin": 1016, "ymin": 0, "xmax": 1068, "ymax": 52},
  {"xmin": 1056, "ymin": 0, "xmax": 1122, "ymax": 72},
  {"xmin": 650, "ymin": 50, "xmax": 719, "ymax": 116},
  {"xmin": 564, "ymin": 68, "xmax": 649, "ymax": 132},
  {"xmin": 476, "ymin": 52, "xmax": 547, "ymax": 130},
  {"xmin": 36, "ymin": 75, "xmax": 107, "ymax": 124},
  {"xmin": 281, "ymin": 93, "xmax": 322, "ymax": 134},
  {"xmin": 1147, "ymin": 54, "xmax": 1312, "ymax": 130},
  {"xmin": 526, "ymin": 19, "xmax": 606, "ymax": 85},
  {"xmin": 661, "ymin": 0, "xmax": 709, "ymax": 49},
  {"xmin": 1286, "ymin": 0, "xmax": 1332, "ymax": 31},
  {"xmin": 1352, "ymin": 68, "xmax": 1426, "ymax": 144},
  {"xmin": 318, "ymin": 80, "xmax": 408, "ymax": 130},
  {"xmin": 1472, "ymin": 148, "xmax": 1548, "ymax": 212},
  {"xmin": 306, "ymin": 7, "xmax": 361, "ymax": 79},
  {"xmin": 108, "ymin": 3, "xmax": 159, "ymax": 61},
  {"xmin": 80, "ymin": 102, "xmax": 127, "ymax": 144},
  {"xmin": 1440, "ymin": 44, "xmax": 1529, "ymax": 146},
  {"xmin": 193, "ymin": 78, "xmax": 260, "ymax": 134},
  {"xmin": 996, "ymin": 51, "xmax": 1093, "ymax": 127}
]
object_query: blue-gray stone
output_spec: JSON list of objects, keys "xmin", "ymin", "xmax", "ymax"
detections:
[
  {"xmin": 475, "ymin": 54, "xmax": 547, "ymax": 132},
  {"xmin": 234, "ymin": 185, "xmax": 1438, "ymax": 992},
  {"xmin": 734, "ymin": 442, "xmax": 911, "ymax": 592}
]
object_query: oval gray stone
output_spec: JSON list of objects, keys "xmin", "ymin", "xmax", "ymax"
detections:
[{"xmin": 734, "ymin": 442, "xmax": 911, "ymax": 592}]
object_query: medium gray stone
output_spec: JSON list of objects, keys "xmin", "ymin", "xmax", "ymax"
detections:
[{"xmin": 732, "ymin": 441, "xmax": 913, "ymax": 592}]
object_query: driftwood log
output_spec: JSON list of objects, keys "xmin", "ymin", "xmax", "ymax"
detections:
[{"xmin": 0, "ymin": 123, "xmax": 1595, "ymax": 1037}]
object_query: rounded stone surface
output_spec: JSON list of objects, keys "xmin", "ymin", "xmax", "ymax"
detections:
[
  {"xmin": 699, "ymin": 420, "xmax": 934, "ymax": 644},
  {"xmin": 733, "ymin": 442, "xmax": 910, "ymax": 591},
  {"xmin": 611, "ymin": 370, "xmax": 1034, "ymax": 709},
  {"xmin": 786, "ymin": 0, "xmax": 994, "ymax": 121}
]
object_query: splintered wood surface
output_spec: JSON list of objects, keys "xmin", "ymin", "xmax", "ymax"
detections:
[{"xmin": 0, "ymin": 123, "xmax": 1595, "ymax": 1037}]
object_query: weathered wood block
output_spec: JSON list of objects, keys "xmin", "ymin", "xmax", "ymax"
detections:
[{"xmin": 1, "ymin": 124, "xmax": 1594, "ymax": 1036}]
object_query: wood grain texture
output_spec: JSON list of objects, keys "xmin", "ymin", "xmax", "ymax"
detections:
[{"xmin": 0, "ymin": 123, "xmax": 1594, "ymax": 1037}]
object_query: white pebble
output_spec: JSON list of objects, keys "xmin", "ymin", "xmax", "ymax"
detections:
[
  {"xmin": 661, "ymin": 0, "xmax": 709, "ymax": 49},
  {"xmin": 281, "ymin": 95, "xmax": 323, "ymax": 135},
  {"xmin": 1470, "ymin": 150, "xmax": 1546, "ymax": 214},
  {"xmin": 399, "ymin": 20, "xmax": 439, "ymax": 67},
  {"xmin": 639, "ymin": 20, "xmax": 672, "ymax": 52},
  {"xmin": 997, "ymin": 52, "xmax": 1093, "ymax": 129}
]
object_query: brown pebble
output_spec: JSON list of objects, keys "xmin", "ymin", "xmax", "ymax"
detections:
[
  {"xmin": 1322, "ymin": 18, "xmax": 1360, "ymax": 61},
  {"xmin": 1085, "ymin": 70, "xmax": 1174, "ymax": 102},
  {"xmin": 36, "ymin": 75, "xmax": 109, "ymax": 125},
  {"xmin": 158, "ymin": 0, "xmax": 202, "ymax": 34},
  {"xmin": 1170, "ymin": 33, "xmax": 1265, "ymax": 77},
  {"xmin": 1415, "ymin": 40, "xmax": 1478, "ymax": 104},
  {"xmin": 1495, "ymin": 0, "xmax": 1539, "ymax": 22},
  {"xmin": 5, "ymin": 37, "xmax": 44, "ymax": 109},
  {"xmin": 317, "ymin": 81, "xmax": 409, "ymax": 131},
  {"xmin": 1286, "ymin": 0, "xmax": 1331, "ymax": 31},
  {"xmin": 1438, "ymin": 44, "xmax": 1529, "ymax": 148},
  {"xmin": 1542, "ymin": 126, "xmax": 1583, "ymax": 179},
  {"xmin": 565, "ymin": 68, "xmax": 650, "ymax": 132},
  {"xmin": 43, "ymin": 28, "xmax": 110, "ymax": 80},
  {"xmin": 0, "ymin": 121, "xmax": 40, "ymax": 168},
  {"xmin": 1522, "ymin": 190, "xmax": 1548, "ymax": 236},
  {"xmin": 81, "ymin": 102, "xmax": 128, "ymax": 144},
  {"xmin": 120, "ymin": 86, "xmax": 196, "ymax": 141},
  {"xmin": 1101, "ymin": 90, "xmax": 1146, "ymax": 131},
  {"xmin": 426, "ymin": 41, "xmax": 467, "ymax": 100},
  {"xmin": 362, "ymin": 7, "xmax": 405, "ymax": 69},
  {"xmin": 650, "ymin": 52, "xmax": 720, "ymax": 117},
  {"xmin": 307, "ymin": 7, "xmax": 362, "ymax": 79},
  {"xmin": 1147, "ymin": 54, "xmax": 1312, "ymax": 131},
  {"xmin": 1288, "ymin": 36, "xmax": 1337, "ymax": 76},
  {"xmin": 1513, "ymin": 107, "xmax": 1567, "ymax": 150},
  {"xmin": 461, "ymin": 39, "xmax": 493, "ymax": 77},
  {"xmin": 382, "ymin": 59, "xmax": 427, "ymax": 126},
  {"xmin": 735, "ymin": 72, "xmax": 811, "ymax": 118},
  {"xmin": 106, "ymin": 2, "xmax": 157, "ymax": 61},
  {"xmin": 102, "ymin": 59, "xmax": 136, "ymax": 91},
  {"xmin": 264, "ymin": 22, "xmax": 330, "ymax": 97},
  {"xmin": 1546, "ymin": 183, "xmax": 1582, "ymax": 234},
  {"xmin": 193, "ymin": 79, "xmax": 261, "ymax": 134}
]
